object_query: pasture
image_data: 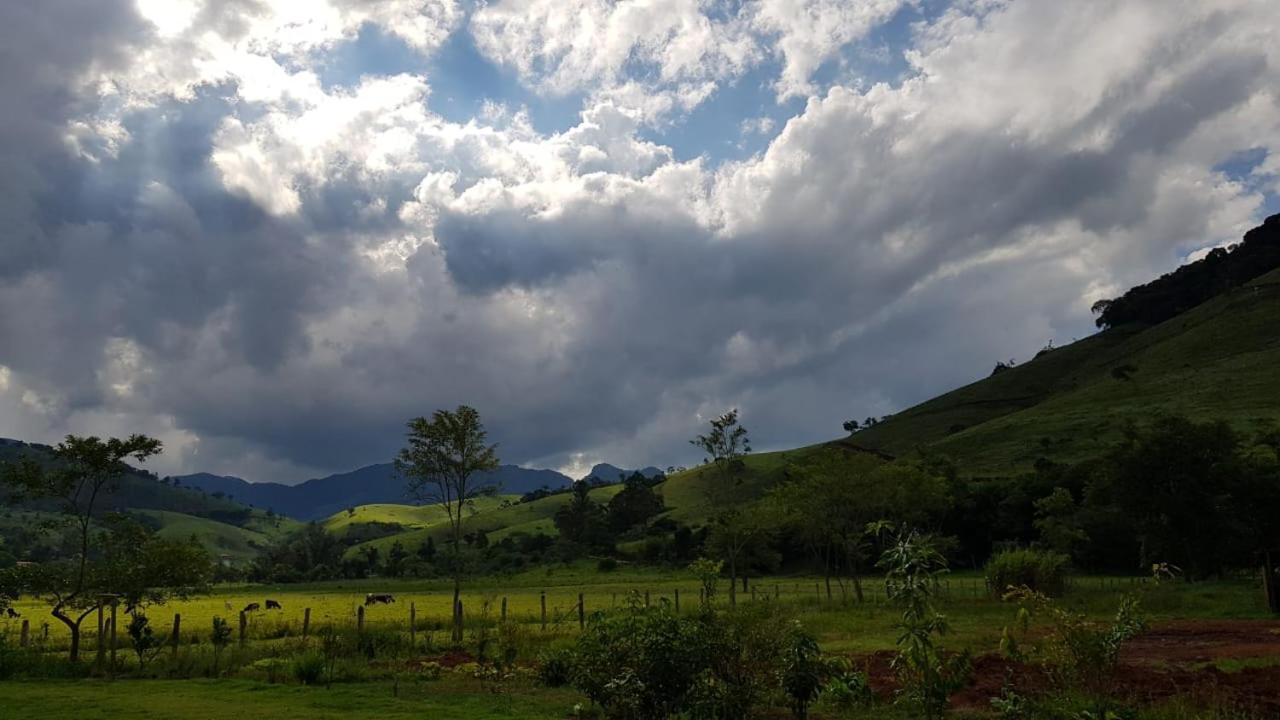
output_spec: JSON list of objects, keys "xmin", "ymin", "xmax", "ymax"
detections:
[{"xmin": 4, "ymin": 566, "xmax": 1216, "ymax": 653}]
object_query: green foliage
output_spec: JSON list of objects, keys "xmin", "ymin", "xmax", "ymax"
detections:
[
  {"xmin": 689, "ymin": 409, "xmax": 752, "ymax": 477},
  {"xmin": 553, "ymin": 482, "xmax": 614, "ymax": 551},
  {"xmin": 689, "ymin": 558, "xmax": 723, "ymax": 605},
  {"xmin": 986, "ymin": 549, "xmax": 1071, "ymax": 597},
  {"xmin": 290, "ymin": 651, "xmax": 326, "ymax": 685},
  {"xmin": 560, "ymin": 595, "xmax": 810, "ymax": 720},
  {"xmin": 536, "ymin": 647, "xmax": 574, "ymax": 687},
  {"xmin": 879, "ymin": 529, "xmax": 970, "ymax": 719},
  {"xmin": 781, "ymin": 623, "xmax": 825, "ymax": 720},
  {"xmin": 606, "ymin": 474, "xmax": 665, "ymax": 533},
  {"xmin": 128, "ymin": 613, "xmax": 165, "ymax": 668},
  {"xmin": 821, "ymin": 661, "xmax": 874, "ymax": 711},
  {"xmin": 1003, "ymin": 588, "xmax": 1146, "ymax": 715}
]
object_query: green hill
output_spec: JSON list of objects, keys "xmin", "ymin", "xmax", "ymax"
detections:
[{"xmin": 843, "ymin": 266, "xmax": 1280, "ymax": 474}]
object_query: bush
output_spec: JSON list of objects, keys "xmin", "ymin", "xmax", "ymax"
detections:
[
  {"xmin": 291, "ymin": 651, "xmax": 326, "ymax": 685},
  {"xmin": 537, "ymin": 647, "xmax": 574, "ymax": 687},
  {"xmin": 560, "ymin": 595, "xmax": 805, "ymax": 720},
  {"xmin": 596, "ymin": 558, "xmax": 619, "ymax": 572},
  {"xmin": 986, "ymin": 549, "xmax": 1071, "ymax": 597}
]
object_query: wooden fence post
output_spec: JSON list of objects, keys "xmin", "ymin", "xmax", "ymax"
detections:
[
  {"xmin": 578, "ymin": 593, "xmax": 585, "ymax": 630},
  {"xmin": 96, "ymin": 604, "xmax": 105, "ymax": 670},
  {"xmin": 540, "ymin": 591, "xmax": 547, "ymax": 631},
  {"xmin": 751, "ymin": 587, "xmax": 757, "ymax": 602},
  {"xmin": 19, "ymin": 620, "xmax": 29, "ymax": 648},
  {"xmin": 815, "ymin": 582, "xmax": 821, "ymax": 601},
  {"xmin": 238, "ymin": 610, "xmax": 247, "ymax": 647},
  {"xmin": 171, "ymin": 614, "xmax": 181, "ymax": 658},
  {"xmin": 302, "ymin": 608, "xmax": 311, "ymax": 639},
  {"xmin": 110, "ymin": 602, "xmax": 119, "ymax": 671},
  {"xmin": 409, "ymin": 602, "xmax": 417, "ymax": 649},
  {"xmin": 357, "ymin": 606, "xmax": 365, "ymax": 637},
  {"xmin": 674, "ymin": 588, "xmax": 680, "ymax": 613},
  {"xmin": 1264, "ymin": 550, "xmax": 1280, "ymax": 614},
  {"xmin": 644, "ymin": 590, "xmax": 650, "ymax": 607},
  {"xmin": 501, "ymin": 597, "xmax": 507, "ymax": 622},
  {"xmin": 775, "ymin": 584, "xmax": 779, "ymax": 599}
]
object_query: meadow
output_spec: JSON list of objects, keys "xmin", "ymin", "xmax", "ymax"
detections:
[{"xmin": 3, "ymin": 564, "xmax": 1277, "ymax": 719}]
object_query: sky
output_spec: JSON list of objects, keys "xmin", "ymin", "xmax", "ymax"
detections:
[{"xmin": 0, "ymin": 0, "xmax": 1278, "ymax": 484}]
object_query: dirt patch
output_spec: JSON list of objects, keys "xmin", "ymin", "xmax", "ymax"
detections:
[
  {"xmin": 851, "ymin": 619, "xmax": 1280, "ymax": 715},
  {"xmin": 1121, "ymin": 619, "xmax": 1280, "ymax": 664}
]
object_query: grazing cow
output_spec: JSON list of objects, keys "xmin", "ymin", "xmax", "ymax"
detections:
[
  {"xmin": 265, "ymin": 599, "xmax": 282, "ymax": 610},
  {"xmin": 364, "ymin": 593, "xmax": 395, "ymax": 606},
  {"xmin": 242, "ymin": 602, "xmax": 261, "ymax": 613},
  {"xmin": 4, "ymin": 608, "xmax": 18, "ymax": 618}
]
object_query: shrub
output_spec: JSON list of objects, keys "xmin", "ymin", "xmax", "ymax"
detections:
[
  {"xmin": 537, "ymin": 647, "xmax": 574, "ymax": 687},
  {"xmin": 822, "ymin": 659, "xmax": 873, "ymax": 710},
  {"xmin": 560, "ymin": 593, "xmax": 813, "ymax": 720},
  {"xmin": 596, "ymin": 558, "xmax": 619, "ymax": 572},
  {"xmin": 986, "ymin": 549, "xmax": 1071, "ymax": 597},
  {"xmin": 291, "ymin": 651, "xmax": 326, "ymax": 685},
  {"xmin": 1002, "ymin": 589, "xmax": 1146, "ymax": 717}
]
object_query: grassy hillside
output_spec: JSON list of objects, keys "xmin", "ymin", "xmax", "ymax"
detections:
[
  {"xmin": 133, "ymin": 510, "xmax": 272, "ymax": 562},
  {"xmin": 845, "ymin": 267, "xmax": 1280, "ymax": 473}
]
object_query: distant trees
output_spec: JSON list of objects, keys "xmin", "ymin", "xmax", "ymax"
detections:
[
  {"xmin": 1092, "ymin": 213, "xmax": 1280, "ymax": 329},
  {"xmin": 395, "ymin": 405, "xmax": 501, "ymax": 644},
  {"xmin": 0, "ymin": 435, "xmax": 212, "ymax": 661},
  {"xmin": 771, "ymin": 450, "xmax": 950, "ymax": 602}
]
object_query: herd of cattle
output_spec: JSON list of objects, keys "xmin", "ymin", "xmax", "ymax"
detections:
[{"xmin": 230, "ymin": 594, "xmax": 396, "ymax": 614}]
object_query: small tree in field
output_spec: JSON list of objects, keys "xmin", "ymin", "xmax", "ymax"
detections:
[
  {"xmin": 690, "ymin": 409, "xmax": 751, "ymax": 479},
  {"xmin": 1, "ymin": 434, "xmax": 211, "ymax": 662},
  {"xmin": 395, "ymin": 406, "xmax": 500, "ymax": 643}
]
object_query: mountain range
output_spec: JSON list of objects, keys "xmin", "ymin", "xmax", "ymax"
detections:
[{"xmin": 177, "ymin": 461, "xmax": 662, "ymax": 521}]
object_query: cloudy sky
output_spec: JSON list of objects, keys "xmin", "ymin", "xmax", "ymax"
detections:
[{"xmin": 0, "ymin": 0, "xmax": 1277, "ymax": 483}]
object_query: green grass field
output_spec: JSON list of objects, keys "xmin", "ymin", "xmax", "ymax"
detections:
[
  {"xmin": 2, "ymin": 569, "xmax": 1273, "ymax": 719},
  {"xmin": 0, "ymin": 678, "xmax": 581, "ymax": 720}
]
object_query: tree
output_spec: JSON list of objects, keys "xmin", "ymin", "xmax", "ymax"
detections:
[
  {"xmin": 607, "ymin": 473, "xmax": 665, "ymax": 532},
  {"xmin": 690, "ymin": 409, "xmax": 751, "ymax": 478},
  {"xmin": 0, "ymin": 434, "xmax": 209, "ymax": 661},
  {"xmin": 842, "ymin": 419, "xmax": 860, "ymax": 433},
  {"xmin": 385, "ymin": 541, "xmax": 409, "ymax": 578},
  {"xmin": 554, "ymin": 481, "xmax": 614, "ymax": 551},
  {"xmin": 706, "ymin": 503, "xmax": 775, "ymax": 607},
  {"xmin": 395, "ymin": 406, "xmax": 501, "ymax": 643},
  {"xmin": 771, "ymin": 451, "xmax": 949, "ymax": 603},
  {"xmin": 418, "ymin": 535, "xmax": 437, "ymax": 563}
]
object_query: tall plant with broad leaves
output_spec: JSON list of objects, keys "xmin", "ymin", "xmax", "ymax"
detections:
[{"xmin": 878, "ymin": 527, "xmax": 970, "ymax": 718}]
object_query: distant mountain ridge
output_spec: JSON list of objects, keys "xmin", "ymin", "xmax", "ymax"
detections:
[
  {"xmin": 584, "ymin": 463, "xmax": 663, "ymax": 482},
  {"xmin": 178, "ymin": 463, "xmax": 575, "ymax": 521}
]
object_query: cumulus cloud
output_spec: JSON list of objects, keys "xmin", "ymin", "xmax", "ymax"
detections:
[{"xmin": 0, "ymin": 0, "xmax": 1277, "ymax": 482}]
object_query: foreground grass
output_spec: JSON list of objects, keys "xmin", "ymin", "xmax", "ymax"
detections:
[{"xmin": 0, "ymin": 678, "xmax": 580, "ymax": 720}]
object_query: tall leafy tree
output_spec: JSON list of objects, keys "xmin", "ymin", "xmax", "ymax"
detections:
[
  {"xmin": 395, "ymin": 406, "xmax": 500, "ymax": 643},
  {"xmin": 554, "ymin": 481, "xmax": 614, "ymax": 550},
  {"xmin": 690, "ymin": 409, "xmax": 751, "ymax": 479},
  {"xmin": 0, "ymin": 435, "xmax": 211, "ymax": 661}
]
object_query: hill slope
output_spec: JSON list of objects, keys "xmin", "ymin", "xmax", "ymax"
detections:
[{"xmin": 844, "ymin": 267, "xmax": 1280, "ymax": 474}]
